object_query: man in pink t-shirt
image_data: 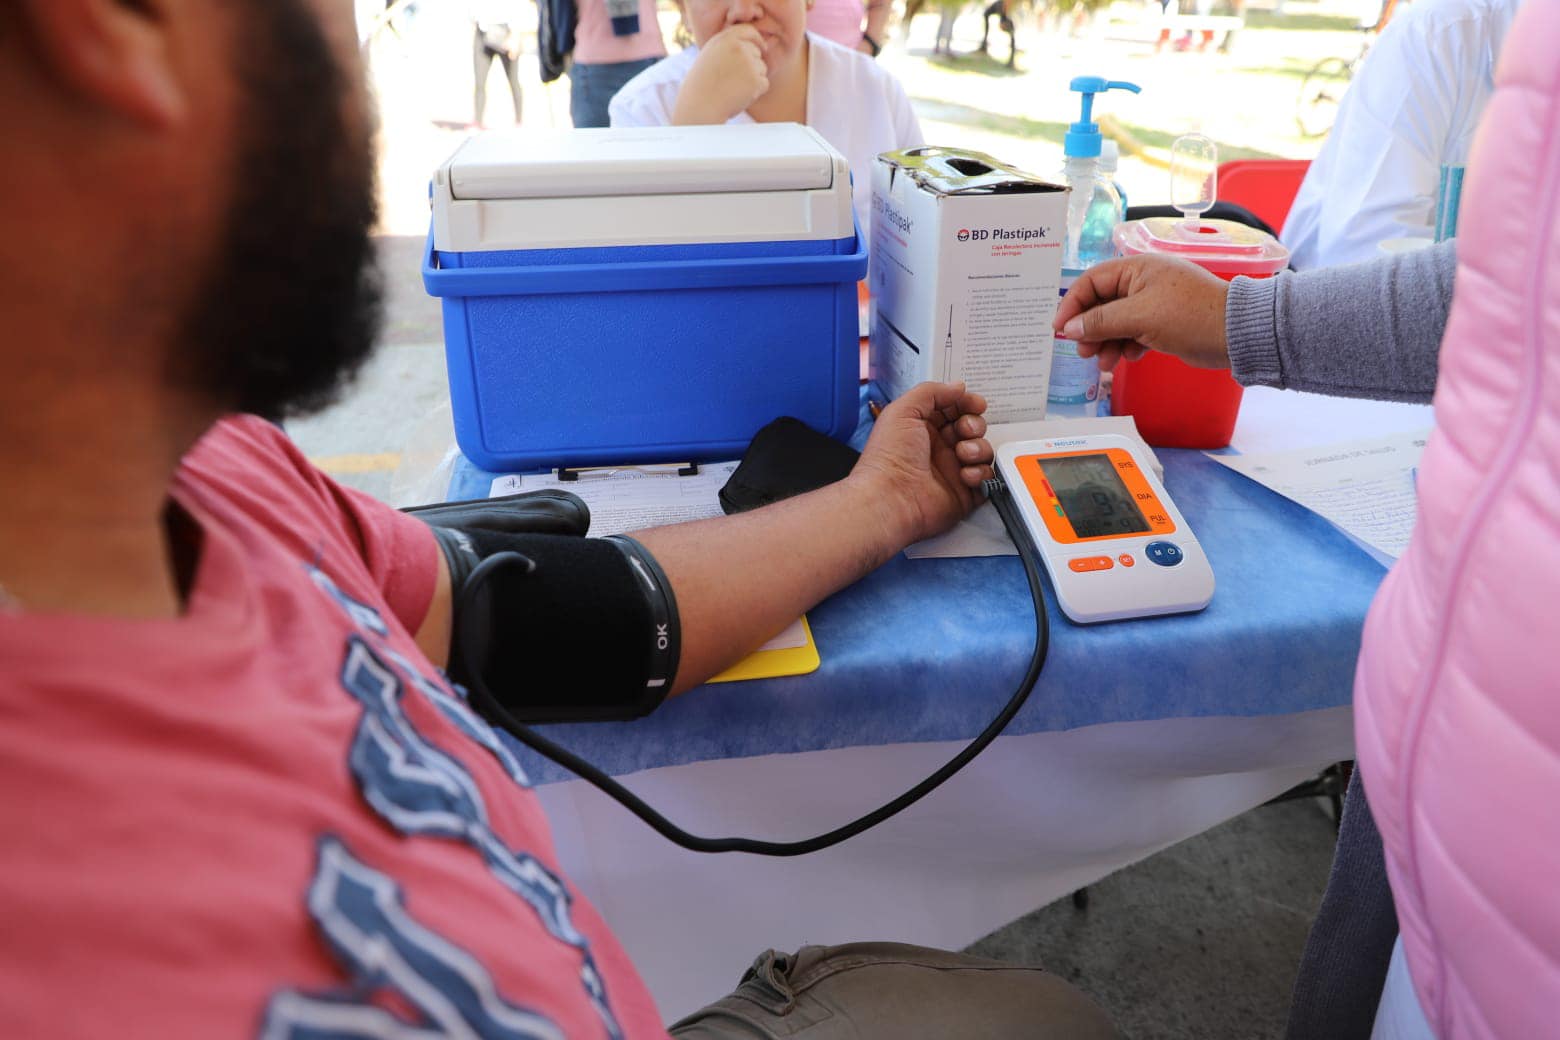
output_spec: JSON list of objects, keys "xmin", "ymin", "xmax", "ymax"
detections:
[{"xmin": 0, "ymin": 1, "xmax": 1115, "ymax": 1037}]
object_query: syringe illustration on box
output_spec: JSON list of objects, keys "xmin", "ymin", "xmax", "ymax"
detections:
[
  {"xmin": 944, "ymin": 305, "xmax": 955, "ymax": 384},
  {"xmin": 868, "ymin": 146, "xmax": 1069, "ymax": 425}
]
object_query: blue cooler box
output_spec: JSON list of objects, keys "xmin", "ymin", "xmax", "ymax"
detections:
[{"xmin": 424, "ymin": 123, "xmax": 866, "ymax": 471}]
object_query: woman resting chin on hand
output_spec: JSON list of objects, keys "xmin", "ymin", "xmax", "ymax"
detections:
[
  {"xmin": 608, "ymin": 0, "xmax": 924, "ymax": 232},
  {"xmin": 671, "ymin": 24, "xmax": 775, "ymax": 124}
]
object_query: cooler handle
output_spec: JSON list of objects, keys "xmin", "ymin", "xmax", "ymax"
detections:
[{"xmin": 422, "ymin": 225, "xmax": 867, "ymax": 299}]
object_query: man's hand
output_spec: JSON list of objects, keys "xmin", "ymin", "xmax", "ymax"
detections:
[
  {"xmin": 671, "ymin": 26, "xmax": 769, "ymax": 125},
  {"xmin": 1053, "ymin": 254, "xmax": 1232, "ymax": 372},
  {"xmin": 852, "ymin": 381, "xmax": 994, "ymax": 546},
  {"xmin": 605, "ymin": 381, "xmax": 990, "ymax": 693}
]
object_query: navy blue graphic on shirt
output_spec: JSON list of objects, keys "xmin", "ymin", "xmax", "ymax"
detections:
[
  {"xmin": 260, "ymin": 837, "xmax": 565, "ymax": 1040},
  {"xmin": 307, "ymin": 567, "xmax": 391, "ymax": 637},
  {"xmin": 265, "ymin": 566, "xmax": 623, "ymax": 1040},
  {"xmin": 382, "ymin": 645, "xmax": 530, "ymax": 789}
]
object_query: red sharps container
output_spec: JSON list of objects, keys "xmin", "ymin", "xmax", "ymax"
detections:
[{"xmin": 1110, "ymin": 217, "xmax": 1289, "ymax": 448}]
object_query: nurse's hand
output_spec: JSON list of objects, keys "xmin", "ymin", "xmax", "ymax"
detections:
[
  {"xmin": 853, "ymin": 381, "xmax": 994, "ymax": 544},
  {"xmin": 1053, "ymin": 255, "xmax": 1231, "ymax": 372},
  {"xmin": 672, "ymin": 25, "xmax": 769, "ymax": 125}
]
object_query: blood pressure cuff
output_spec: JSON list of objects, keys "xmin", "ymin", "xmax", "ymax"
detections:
[
  {"xmin": 404, "ymin": 489, "xmax": 591, "ymax": 545},
  {"xmin": 719, "ymin": 416, "xmax": 859, "ymax": 515},
  {"xmin": 406, "ymin": 493, "xmax": 679, "ymax": 724}
]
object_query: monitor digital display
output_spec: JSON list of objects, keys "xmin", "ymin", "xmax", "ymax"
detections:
[{"xmin": 1037, "ymin": 453, "xmax": 1152, "ymax": 539}]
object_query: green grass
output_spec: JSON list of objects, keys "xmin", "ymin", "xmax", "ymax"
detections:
[
  {"xmin": 909, "ymin": 99, "xmax": 1067, "ymax": 144},
  {"xmin": 922, "ymin": 48, "xmax": 1026, "ymax": 77},
  {"xmin": 1237, "ymin": 57, "xmax": 1350, "ymax": 81},
  {"xmin": 1116, "ymin": 120, "xmax": 1280, "ymax": 161},
  {"xmin": 909, "ymin": 98, "xmax": 1281, "ymax": 160},
  {"xmin": 1243, "ymin": 9, "xmax": 1364, "ymax": 31}
]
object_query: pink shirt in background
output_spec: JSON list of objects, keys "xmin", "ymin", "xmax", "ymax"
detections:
[
  {"xmin": 574, "ymin": 0, "xmax": 669, "ymax": 65},
  {"xmin": 807, "ymin": 0, "xmax": 867, "ymax": 49}
]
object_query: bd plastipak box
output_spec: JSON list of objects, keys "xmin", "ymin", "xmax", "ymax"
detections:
[
  {"xmin": 424, "ymin": 123, "xmax": 865, "ymax": 471},
  {"xmin": 869, "ymin": 147, "xmax": 1067, "ymax": 424}
]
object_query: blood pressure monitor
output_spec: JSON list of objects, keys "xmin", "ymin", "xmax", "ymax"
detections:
[{"xmin": 995, "ymin": 435, "xmax": 1214, "ymax": 623}]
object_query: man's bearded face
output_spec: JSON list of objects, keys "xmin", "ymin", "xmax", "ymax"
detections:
[{"xmin": 177, "ymin": 0, "xmax": 383, "ymax": 420}]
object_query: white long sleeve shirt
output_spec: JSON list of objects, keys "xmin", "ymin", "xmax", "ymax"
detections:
[
  {"xmin": 1281, "ymin": 0, "xmax": 1520, "ymax": 270},
  {"xmin": 609, "ymin": 34, "xmax": 924, "ymax": 233}
]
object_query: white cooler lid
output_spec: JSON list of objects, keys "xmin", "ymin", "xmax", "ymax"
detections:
[
  {"xmin": 431, "ymin": 123, "xmax": 856, "ymax": 251},
  {"xmin": 446, "ymin": 123, "xmax": 837, "ymax": 200}
]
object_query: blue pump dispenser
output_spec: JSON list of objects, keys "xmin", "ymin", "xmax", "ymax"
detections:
[
  {"xmin": 1065, "ymin": 77, "xmax": 1142, "ymax": 158},
  {"xmin": 1051, "ymin": 76, "xmax": 1142, "ymax": 418}
]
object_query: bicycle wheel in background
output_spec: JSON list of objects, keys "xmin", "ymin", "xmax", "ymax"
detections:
[{"xmin": 1296, "ymin": 56, "xmax": 1353, "ymax": 138}]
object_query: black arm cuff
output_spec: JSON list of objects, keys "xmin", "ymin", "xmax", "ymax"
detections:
[
  {"xmin": 430, "ymin": 527, "xmax": 681, "ymax": 723},
  {"xmin": 604, "ymin": 535, "xmax": 681, "ymax": 702}
]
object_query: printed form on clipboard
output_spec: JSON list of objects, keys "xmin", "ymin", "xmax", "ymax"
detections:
[{"xmin": 488, "ymin": 464, "xmax": 820, "ymax": 682}]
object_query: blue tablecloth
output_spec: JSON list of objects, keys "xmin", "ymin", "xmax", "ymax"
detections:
[{"xmin": 447, "ymin": 403, "xmax": 1388, "ymax": 785}]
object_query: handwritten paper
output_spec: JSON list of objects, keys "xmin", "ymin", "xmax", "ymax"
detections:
[{"xmin": 1206, "ymin": 429, "xmax": 1432, "ymax": 564}]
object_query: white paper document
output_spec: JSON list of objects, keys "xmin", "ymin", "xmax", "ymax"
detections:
[
  {"xmin": 1229, "ymin": 387, "xmax": 1433, "ymax": 455},
  {"xmin": 758, "ymin": 617, "xmax": 809, "ymax": 653},
  {"xmin": 1206, "ymin": 429, "xmax": 1433, "ymax": 565},
  {"xmin": 489, "ymin": 462, "xmax": 739, "ymax": 537}
]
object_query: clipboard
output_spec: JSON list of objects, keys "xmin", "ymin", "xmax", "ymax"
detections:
[
  {"xmin": 708, "ymin": 616, "xmax": 820, "ymax": 684},
  {"xmin": 488, "ymin": 461, "xmax": 741, "ymax": 538}
]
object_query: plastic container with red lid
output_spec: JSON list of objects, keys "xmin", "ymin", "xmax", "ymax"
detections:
[{"xmin": 1109, "ymin": 216, "xmax": 1289, "ymax": 448}]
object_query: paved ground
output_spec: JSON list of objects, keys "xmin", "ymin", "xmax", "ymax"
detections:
[
  {"xmin": 286, "ymin": 7, "xmax": 1367, "ymax": 1034},
  {"xmin": 968, "ymin": 797, "xmax": 1338, "ymax": 1039}
]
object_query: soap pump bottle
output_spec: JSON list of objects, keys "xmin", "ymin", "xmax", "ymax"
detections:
[
  {"xmin": 1050, "ymin": 76, "xmax": 1141, "ymax": 418},
  {"xmin": 1099, "ymin": 138, "xmax": 1127, "ymax": 221}
]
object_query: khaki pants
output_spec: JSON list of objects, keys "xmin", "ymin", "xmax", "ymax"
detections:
[{"xmin": 670, "ymin": 942, "xmax": 1119, "ymax": 1039}]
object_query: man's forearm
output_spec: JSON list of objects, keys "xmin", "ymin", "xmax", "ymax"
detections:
[
  {"xmin": 1226, "ymin": 239, "xmax": 1455, "ymax": 403},
  {"xmin": 419, "ymin": 383, "xmax": 989, "ymax": 707},
  {"xmin": 630, "ymin": 473, "xmax": 909, "ymax": 695}
]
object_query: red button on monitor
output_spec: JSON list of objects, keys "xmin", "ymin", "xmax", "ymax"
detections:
[
  {"xmin": 1068, "ymin": 556, "xmax": 1115, "ymax": 573},
  {"xmin": 1118, "ymin": 554, "xmax": 1136, "ymax": 567}
]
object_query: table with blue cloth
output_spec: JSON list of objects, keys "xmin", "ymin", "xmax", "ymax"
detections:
[{"xmin": 442, "ymin": 386, "xmax": 1430, "ymax": 1021}]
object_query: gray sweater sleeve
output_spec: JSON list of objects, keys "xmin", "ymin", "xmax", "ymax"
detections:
[{"xmin": 1224, "ymin": 239, "xmax": 1456, "ymax": 404}]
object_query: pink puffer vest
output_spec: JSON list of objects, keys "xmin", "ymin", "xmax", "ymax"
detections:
[{"xmin": 1353, "ymin": 2, "xmax": 1560, "ymax": 1036}]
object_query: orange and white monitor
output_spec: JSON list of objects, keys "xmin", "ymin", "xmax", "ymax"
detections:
[{"xmin": 996, "ymin": 435, "xmax": 1214, "ymax": 623}]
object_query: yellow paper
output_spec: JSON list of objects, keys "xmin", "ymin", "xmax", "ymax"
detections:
[{"xmin": 708, "ymin": 616, "xmax": 820, "ymax": 684}]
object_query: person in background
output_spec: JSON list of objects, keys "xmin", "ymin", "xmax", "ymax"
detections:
[
  {"xmin": 571, "ymin": 0, "xmax": 676, "ymax": 127},
  {"xmin": 381, "ymin": 0, "xmax": 418, "ymax": 39},
  {"xmin": 1282, "ymin": 0, "xmax": 1521, "ymax": 268},
  {"xmin": 977, "ymin": 0, "xmax": 1017, "ymax": 68},
  {"xmin": 470, "ymin": 0, "xmax": 524, "ymax": 127},
  {"xmin": 0, "ymin": 2, "xmax": 1119, "ymax": 1037},
  {"xmin": 609, "ymin": 0, "xmax": 922, "ymax": 231},
  {"xmin": 806, "ymin": 0, "xmax": 892, "ymax": 55}
]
